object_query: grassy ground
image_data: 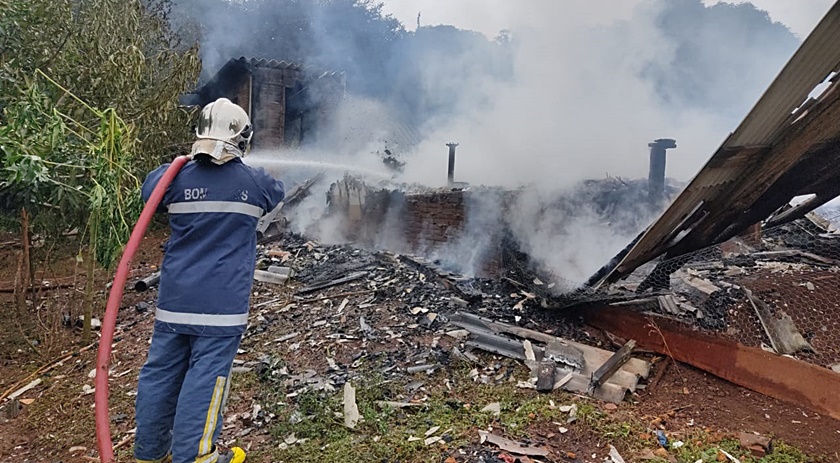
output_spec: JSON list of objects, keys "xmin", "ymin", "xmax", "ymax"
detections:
[
  {"xmin": 0, "ymin": 229, "xmax": 828, "ymax": 462},
  {"xmin": 234, "ymin": 357, "xmax": 817, "ymax": 463}
]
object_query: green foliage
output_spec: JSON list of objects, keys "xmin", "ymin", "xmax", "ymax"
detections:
[
  {"xmin": 651, "ymin": 433, "xmax": 815, "ymax": 463},
  {"xmin": 1, "ymin": 0, "xmax": 200, "ymax": 169},
  {"xmin": 261, "ymin": 364, "xmax": 568, "ymax": 463},
  {"xmin": 575, "ymin": 401, "xmax": 604, "ymax": 426},
  {"xmin": 248, "ymin": 358, "xmax": 820, "ymax": 463},
  {"xmin": 0, "ymin": 72, "xmax": 142, "ymax": 268},
  {"xmin": 0, "ymin": 0, "xmax": 200, "ymax": 266},
  {"xmin": 86, "ymin": 107, "xmax": 143, "ymax": 267},
  {"xmin": 0, "ymin": 82, "xmax": 86, "ymax": 231},
  {"xmin": 763, "ymin": 442, "xmax": 813, "ymax": 463}
]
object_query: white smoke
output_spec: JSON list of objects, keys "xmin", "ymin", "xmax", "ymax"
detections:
[
  {"xmin": 398, "ymin": 0, "xmax": 797, "ymax": 187},
  {"xmin": 383, "ymin": 0, "xmax": 803, "ymax": 284},
  {"xmin": 236, "ymin": 0, "xmax": 807, "ymax": 286}
]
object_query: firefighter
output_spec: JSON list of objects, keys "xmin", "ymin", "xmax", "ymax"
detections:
[{"xmin": 134, "ymin": 98, "xmax": 285, "ymax": 463}]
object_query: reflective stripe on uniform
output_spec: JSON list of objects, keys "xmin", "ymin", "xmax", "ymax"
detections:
[
  {"xmin": 155, "ymin": 308, "xmax": 248, "ymax": 327},
  {"xmin": 168, "ymin": 201, "xmax": 264, "ymax": 218},
  {"xmin": 197, "ymin": 376, "xmax": 226, "ymax": 461}
]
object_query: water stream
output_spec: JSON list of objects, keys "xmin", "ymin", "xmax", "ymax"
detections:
[{"xmin": 244, "ymin": 156, "xmax": 393, "ymax": 180}]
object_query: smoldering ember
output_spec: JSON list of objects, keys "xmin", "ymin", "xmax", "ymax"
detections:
[{"xmin": 3, "ymin": 1, "xmax": 840, "ymax": 463}]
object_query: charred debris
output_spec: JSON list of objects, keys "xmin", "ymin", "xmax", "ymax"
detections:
[
  {"xmin": 154, "ymin": 14, "xmax": 840, "ymax": 453},
  {"xmin": 135, "ymin": 162, "xmax": 676, "ymax": 409},
  {"xmin": 136, "ymin": 122, "xmax": 840, "ymax": 419},
  {"xmin": 246, "ymin": 233, "xmax": 650, "ymax": 406},
  {"xmin": 160, "ymin": 80, "xmax": 840, "ymax": 442},
  {"xmin": 234, "ymin": 109, "xmax": 840, "ymax": 426}
]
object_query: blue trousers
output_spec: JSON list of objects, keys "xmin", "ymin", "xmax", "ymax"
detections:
[{"xmin": 134, "ymin": 329, "xmax": 241, "ymax": 463}]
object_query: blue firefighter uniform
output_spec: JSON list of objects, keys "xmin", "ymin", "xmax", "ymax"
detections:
[{"xmin": 134, "ymin": 157, "xmax": 284, "ymax": 463}]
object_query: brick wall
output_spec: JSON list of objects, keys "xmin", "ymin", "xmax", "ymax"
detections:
[
  {"xmin": 322, "ymin": 186, "xmax": 511, "ymax": 278},
  {"xmin": 403, "ymin": 191, "xmax": 467, "ymax": 248}
]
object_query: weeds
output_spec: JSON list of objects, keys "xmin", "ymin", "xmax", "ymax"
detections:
[{"xmin": 251, "ymin": 358, "xmax": 818, "ymax": 463}]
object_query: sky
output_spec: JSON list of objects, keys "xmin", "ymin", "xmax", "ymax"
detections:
[{"xmin": 381, "ymin": 0, "xmax": 835, "ymax": 39}]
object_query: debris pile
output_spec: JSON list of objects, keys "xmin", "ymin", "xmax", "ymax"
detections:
[
  {"xmin": 178, "ymin": 231, "xmax": 655, "ymax": 459},
  {"xmin": 259, "ymin": 233, "xmax": 548, "ymax": 323},
  {"xmin": 449, "ymin": 312, "xmax": 648, "ymax": 403},
  {"xmin": 605, "ymin": 214, "xmax": 840, "ymax": 368}
]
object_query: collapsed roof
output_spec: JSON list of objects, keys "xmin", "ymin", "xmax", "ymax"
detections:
[{"xmin": 594, "ymin": 3, "xmax": 840, "ymax": 287}]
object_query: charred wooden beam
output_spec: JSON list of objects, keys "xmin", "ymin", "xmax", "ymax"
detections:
[
  {"xmin": 284, "ymin": 173, "xmax": 326, "ymax": 209},
  {"xmin": 450, "ymin": 311, "xmax": 649, "ymax": 402},
  {"xmin": 587, "ymin": 307, "xmax": 840, "ymax": 420},
  {"xmin": 450, "ymin": 311, "xmax": 585, "ymax": 369},
  {"xmin": 134, "ymin": 272, "xmax": 161, "ymax": 292},
  {"xmin": 588, "ymin": 339, "xmax": 635, "ymax": 393},
  {"xmin": 765, "ymin": 191, "xmax": 837, "ymax": 228}
]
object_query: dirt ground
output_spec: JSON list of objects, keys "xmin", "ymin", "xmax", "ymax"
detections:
[{"xmin": 1, "ymin": 230, "xmax": 839, "ymax": 463}]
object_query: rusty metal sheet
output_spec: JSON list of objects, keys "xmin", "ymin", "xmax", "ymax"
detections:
[
  {"xmin": 596, "ymin": 3, "xmax": 840, "ymax": 286},
  {"xmin": 586, "ymin": 307, "xmax": 840, "ymax": 420}
]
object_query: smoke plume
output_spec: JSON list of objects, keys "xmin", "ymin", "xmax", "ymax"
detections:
[
  {"xmin": 390, "ymin": 0, "xmax": 799, "ymax": 283},
  {"xmin": 400, "ymin": 0, "xmax": 799, "ymax": 187},
  {"xmin": 178, "ymin": 0, "xmax": 803, "ymax": 286}
]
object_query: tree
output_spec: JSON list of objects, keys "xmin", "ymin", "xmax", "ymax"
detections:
[
  {"xmin": 1, "ymin": 75, "xmax": 143, "ymax": 342},
  {"xmin": 1, "ymin": 0, "xmax": 200, "ymax": 171},
  {"xmin": 0, "ymin": 0, "xmax": 200, "ymax": 345}
]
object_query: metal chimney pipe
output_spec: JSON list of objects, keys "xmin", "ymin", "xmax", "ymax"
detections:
[
  {"xmin": 446, "ymin": 142, "xmax": 459, "ymax": 186},
  {"xmin": 648, "ymin": 138, "xmax": 676, "ymax": 202}
]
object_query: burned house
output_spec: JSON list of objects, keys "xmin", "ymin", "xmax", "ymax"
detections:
[
  {"xmin": 181, "ymin": 57, "xmax": 346, "ymax": 150},
  {"xmin": 260, "ymin": 3, "xmax": 840, "ymax": 421}
]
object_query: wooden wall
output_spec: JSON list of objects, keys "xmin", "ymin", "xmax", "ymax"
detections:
[{"xmin": 251, "ymin": 68, "xmax": 285, "ymax": 151}]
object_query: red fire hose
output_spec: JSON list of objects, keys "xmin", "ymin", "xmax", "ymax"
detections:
[{"xmin": 95, "ymin": 155, "xmax": 190, "ymax": 463}]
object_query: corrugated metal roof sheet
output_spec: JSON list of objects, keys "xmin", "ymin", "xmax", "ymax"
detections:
[
  {"xmin": 383, "ymin": 121, "xmax": 424, "ymax": 149},
  {"xmin": 234, "ymin": 56, "xmax": 345, "ymax": 78},
  {"xmin": 726, "ymin": 5, "xmax": 840, "ymax": 147}
]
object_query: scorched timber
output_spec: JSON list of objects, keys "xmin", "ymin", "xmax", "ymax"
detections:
[
  {"xmin": 449, "ymin": 312, "xmax": 650, "ymax": 403},
  {"xmin": 294, "ymin": 271, "xmax": 368, "ymax": 295},
  {"xmin": 588, "ymin": 339, "xmax": 636, "ymax": 393}
]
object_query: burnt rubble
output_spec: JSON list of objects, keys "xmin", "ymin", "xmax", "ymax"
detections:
[
  {"xmin": 240, "ymin": 231, "xmax": 651, "ymax": 409},
  {"xmin": 268, "ymin": 172, "xmax": 682, "ymax": 289},
  {"xmin": 235, "ymin": 150, "xmax": 840, "ymax": 446},
  {"xmin": 601, "ymin": 211, "xmax": 840, "ymax": 367},
  {"xmin": 257, "ymin": 233, "xmax": 548, "ymax": 324},
  {"xmin": 123, "ymin": 180, "xmax": 840, "ymax": 460}
]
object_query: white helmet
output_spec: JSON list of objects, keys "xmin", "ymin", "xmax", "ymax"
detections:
[{"xmin": 190, "ymin": 98, "xmax": 253, "ymax": 164}]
